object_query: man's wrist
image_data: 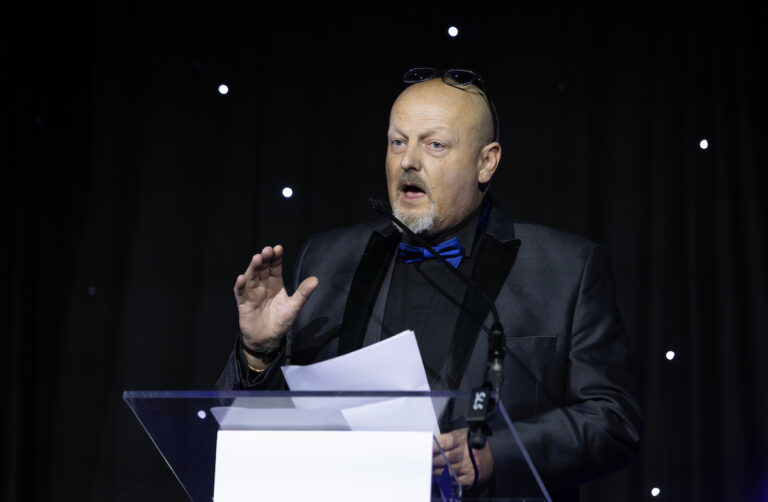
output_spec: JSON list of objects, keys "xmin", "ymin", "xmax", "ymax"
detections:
[{"xmin": 240, "ymin": 332, "xmax": 284, "ymax": 370}]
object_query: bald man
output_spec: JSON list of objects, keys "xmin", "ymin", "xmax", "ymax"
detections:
[{"xmin": 217, "ymin": 69, "xmax": 641, "ymax": 501}]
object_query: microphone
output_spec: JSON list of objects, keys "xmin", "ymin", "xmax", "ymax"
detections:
[{"xmin": 370, "ymin": 198, "xmax": 505, "ymax": 449}]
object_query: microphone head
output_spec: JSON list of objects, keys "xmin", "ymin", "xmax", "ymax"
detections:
[{"xmin": 368, "ymin": 198, "xmax": 385, "ymax": 211}]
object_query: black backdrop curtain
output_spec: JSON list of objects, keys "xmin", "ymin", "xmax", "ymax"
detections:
[{"xmin": 3, "ymin": 3, "xmax": 767, "ymax": 501}]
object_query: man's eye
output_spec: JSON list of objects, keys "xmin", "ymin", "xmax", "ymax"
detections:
[
  {"xmin": 391, "ymin": 139, "xmax": 405, "ymax": 147},
  {"xmin": 430, "ymin": 141, "xmax": 444, "ymax": 149}
]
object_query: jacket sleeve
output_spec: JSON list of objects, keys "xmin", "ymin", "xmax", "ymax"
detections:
[
  {"xmin": 215, "ymin": 333, "xmax": 287, "ymax": 390},
  {"xmin": 487, "ymin": 245, "xmax": 642, "ymax": 497}
]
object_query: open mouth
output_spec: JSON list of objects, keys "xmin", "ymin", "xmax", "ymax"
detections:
[
  {"xmin": 402, "ymin": 184, "xmax": 426, "ymax": 194},
  {"xmin": 400, "ymin": 183, "xmax": 427, "ymax": 201},
  {"xmin": 395, "ymin": 171, "xmax": 429, "ymax": 203}
]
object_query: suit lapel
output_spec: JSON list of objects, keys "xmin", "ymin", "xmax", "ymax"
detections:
[
  {"xmin": 335, "ymin": 205, "xmax": 522, "ymax": 384},
  {"xmin": 337, "ymin": 228, "xmax": 400, "ymax": 356},
  {"xmin": 444, "ymin": 218, "xmax": 521, "ymax": 389}
]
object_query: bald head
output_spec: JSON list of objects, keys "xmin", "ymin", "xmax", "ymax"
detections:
[
  {"xmin": 384, "ymin": 77, "xmax": 502, "ymax": 234},
  {"xmin": 391, "ymin": 79, "xmax": 495, "ymax": 146}
]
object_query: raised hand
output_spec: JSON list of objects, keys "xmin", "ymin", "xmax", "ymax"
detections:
[{"xmin": 234, "ymin": 245, "xmax": 318, "ymax": 368}]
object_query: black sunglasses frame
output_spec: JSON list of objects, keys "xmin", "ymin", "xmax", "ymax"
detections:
[{"xmin": 402, "ymin": 67, "xmax": 500, "ymax": 143}]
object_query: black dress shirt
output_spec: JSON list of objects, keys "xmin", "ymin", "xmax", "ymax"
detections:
[{"xmin": 381, "ymin": 199, "xmax": 488, "ymax": 385}]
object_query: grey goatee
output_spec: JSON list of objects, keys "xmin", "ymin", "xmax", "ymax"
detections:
[{"xmin": 393, "ymin": 171, "xmax": 435, "ymax": 234}]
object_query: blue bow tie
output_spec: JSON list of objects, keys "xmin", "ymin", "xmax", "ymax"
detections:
[{"xmin": 397, "ymin": 237, "xmax": 464, "ymax": 269}]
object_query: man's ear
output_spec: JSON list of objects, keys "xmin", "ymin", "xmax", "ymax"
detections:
[{"xmin": 477, "ymin": 141, "xmax": 501, "ymax": 185}]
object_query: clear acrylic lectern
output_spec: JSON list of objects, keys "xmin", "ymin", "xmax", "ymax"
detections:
[{"xmin": 123, "ymin": 390, "xmax": 550, "ymax": 502}]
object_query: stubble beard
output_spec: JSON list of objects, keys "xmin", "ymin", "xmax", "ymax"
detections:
[{"xmin": 393, "ymin": 200, "xmax": 436, "ymax": 234}]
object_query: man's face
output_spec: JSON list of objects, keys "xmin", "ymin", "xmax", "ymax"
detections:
[{"xmin": 385, "ymin": 79, "xmax": 499, "ymax": 234}]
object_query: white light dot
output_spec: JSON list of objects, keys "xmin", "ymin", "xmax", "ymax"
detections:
[
  {"xmin": 218, "ymin": 84, "xmax": 229, "ymax": 95},
  {"xmin": 281, "ymin": 186, "xmax": 294, "ymax": 198},
  {"xmin": 197, "ymin": 410, "xmax": 206, "ymax": 419},
  {"xmin": 699, "ymin": 139, "xmax": 708, "ymax": 150},
  {"xmin": 448, "ymin": 26, "xmax": 459, "ymax": 37},
  {"xmin": 666, "ymin": 351, "xmax": 675, "ymax": 361},
  {"xmin": 651, "ymin": 487, "xmax": 661, "ymax": 497}
]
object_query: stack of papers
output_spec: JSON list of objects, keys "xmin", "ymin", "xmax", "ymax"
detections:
[{"xmin": 212, "ymin": 331, "xmax": 441, "ymax": 434}]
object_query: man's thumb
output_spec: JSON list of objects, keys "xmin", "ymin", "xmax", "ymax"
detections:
[{"xmin": 291, "ymin": 276, "xmax": 319, "ymax": 309}]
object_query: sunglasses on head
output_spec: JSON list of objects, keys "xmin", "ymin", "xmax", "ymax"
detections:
[{"xmin": 402, "ymin": 67, "xmax": 500, "ymax": 143}]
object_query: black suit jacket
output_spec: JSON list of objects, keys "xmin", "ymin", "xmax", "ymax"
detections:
[{"xmin": 217, "ymin": 208, "xmax": 642, "ymax": 501}]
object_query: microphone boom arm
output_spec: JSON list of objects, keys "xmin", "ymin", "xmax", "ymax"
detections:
[{"xmin": 370, "ymin": 198, "xmax": 505, "ymax": 449}]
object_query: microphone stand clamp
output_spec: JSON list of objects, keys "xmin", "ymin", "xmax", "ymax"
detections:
[{"xmin": 466, "ymin": 321, "xmax": 505, "ymax": 449}]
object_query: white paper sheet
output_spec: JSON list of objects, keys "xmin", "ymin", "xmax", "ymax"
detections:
[
  {"xmin": 281, "ymin": 330, "xmax": 440, "ymax": 434},
  {"xmin": 341, "ymin": 397, "xmax": 438, "ymax": 433},
  {"xmin": 281, "ymin": 330, "xmax": 429, "ymax": 391}
]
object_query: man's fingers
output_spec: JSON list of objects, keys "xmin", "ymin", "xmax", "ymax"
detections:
[
  {"xmin": 241, "ymin": 245, "xmax": 285, "ymax": 283},
  {"xmin": 264, "ymin": 245, "xmax": 285, "ymax": 278},
  {"xmin": 256, "ymin": 246, "xmax": 283, "ymax": 281},
  {"xmin": 432, "ymin": 428, "xmax": 488, "ymax": 488},
  {"xmin": 431, "ymin": 460, "xmax": 473, "ymax": 483},
  {"xmin": 458, "ymin": 472, "xmax": 475, "ymax": 486},
  {"xmin": 242, "ymin": 253, "xmax": 263, "ymax": 281},
  {"xmin": 234, "ymin": 274, "xmax": 247, "ymax": 301},
  {"xmin": 433, "ymin": 444, "xmax": 465, "ymax": 467},
  {"xmin": 289, "ymin": 276, "xmax": 319, "ymax": 310},
  {"xmin": 443, "ymin": 447, "xmax": 466, "ymax": 465},
  {"xmin": 260, "ymin": 245, "xmax": 275, "ymax": 261},
  {"xmin": 296, "ymin": 276, "xmax": 319, "ymax": 297},
  {"xmin": 436, "ymin": 431, "xmax": 462, "ymax": 452}
]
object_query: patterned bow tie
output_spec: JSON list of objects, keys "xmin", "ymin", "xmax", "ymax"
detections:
[{"xmin": 397, "ymin": 237, "xmax": 464, "ymax": 269}]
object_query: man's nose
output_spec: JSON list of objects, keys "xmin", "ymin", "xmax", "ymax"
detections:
[{"xmin": 400, "ymin": 143, "xmax": 422, "ymax": 171}]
